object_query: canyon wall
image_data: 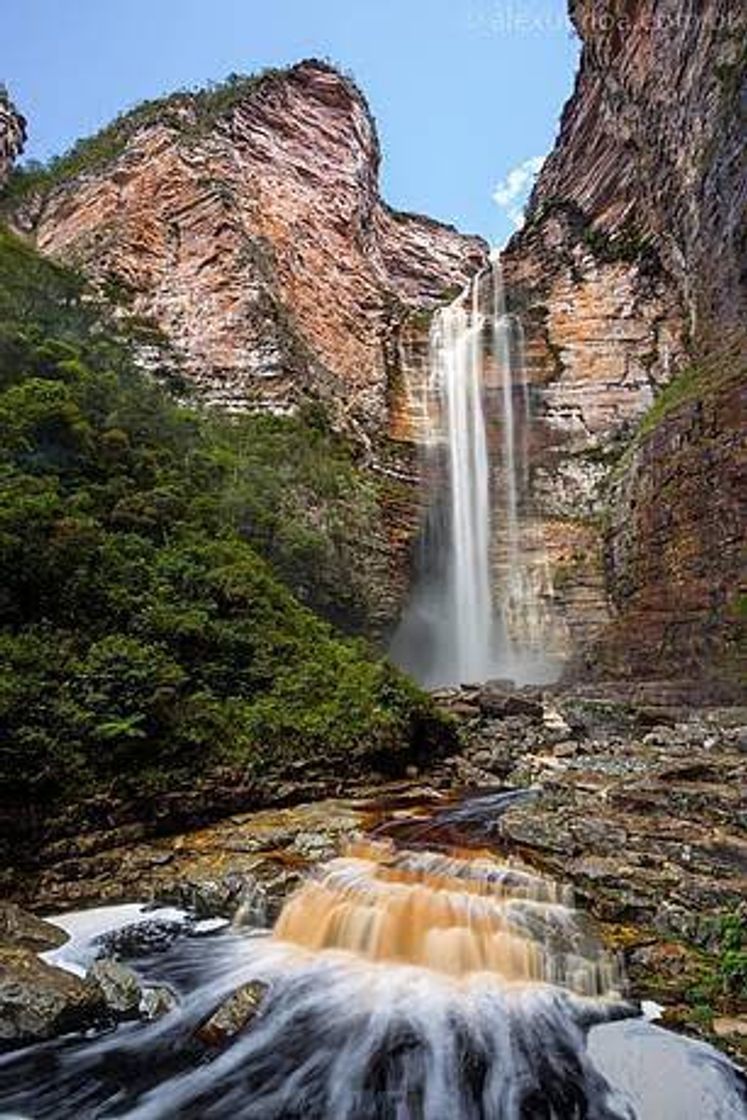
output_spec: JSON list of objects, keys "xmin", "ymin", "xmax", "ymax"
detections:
[
  {"xmin": 6, "ymin": 62, "xmax": 484, "ymax": 430},
  {"xmin": 4, "ymin": 16, "xmax": 744, "ymax": 691},
  {"xmin": 499, "ymin": 0, "xmax": 746, "ymax": 694}
]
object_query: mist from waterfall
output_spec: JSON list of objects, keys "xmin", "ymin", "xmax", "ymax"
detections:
[{"xmin": 391, "ymin": 256, "xmax": 559, "ymax": 688}]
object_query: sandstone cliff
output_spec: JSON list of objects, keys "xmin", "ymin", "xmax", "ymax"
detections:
[
  {"xmin": 500, "ymin": 0, "xmax": 746, "ymax": 695},
  {"xmin": 5, "ymin": 62, "xmax": 485, "ymax": 433},
  {"xmin": 4, "ymin": 26, "xmax": 744, "ymax": 691},
  {"xmin": 3, "ymin": 61, "xmax": 486, "ymax": 634},
  {"xmin": 0, "ymin": 88, "xmax": 25, "ymax": 187}
]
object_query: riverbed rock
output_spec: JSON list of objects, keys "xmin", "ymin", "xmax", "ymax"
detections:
[
  {"xmin": 0, "ymin": 947, "xmax": 106, "ymax": 1047},
  {"xmin": 88, "ymin": 959, "xmax": 142, "ymax": 1019},
  {"xmin": 13, "ymin": 795, "xmax": 395, "ymax": 920},
  {"xmin": 0, "ymin": 902, "xmax": 66, "ymax": 952},
  {"xmin": 196, "ymin": 980, "xmax": 268, "ymax": 1047},
  {"xmin": 712, "ymin": 1017, "xmax": 747, "ymax": 1040},
  {"xmin": 96, "ymin": 917, "xmax": 188, "ymax": 958},
  {"xmin": 139, "ymin": 985, "xmax": 178, "ymax": 1021}
]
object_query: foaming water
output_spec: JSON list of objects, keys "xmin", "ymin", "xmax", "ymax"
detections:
[
  {"xmin": 274, "ymin": 840, "xmax": 618, "ymax": 995},
  {"xmin": 1, "ymin": 826, "xmax": 744, "ymax": 1118}
]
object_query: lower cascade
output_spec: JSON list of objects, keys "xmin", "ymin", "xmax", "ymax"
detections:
[
  {"xmin": 2, "ymin": 798, "xmax": 745, "ymax": 1119},
  {"xmin": 391, "ymin": 257, "xmax": 560, "ymax": 688}
]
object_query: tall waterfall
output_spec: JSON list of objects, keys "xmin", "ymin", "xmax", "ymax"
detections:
[
  {"xmin": 436, "ymin": 276, "xmax": 494, "ymax": 683},
  {"xmin": 391, "ymin": 256, "xmax": 556, "ymax": 687}
]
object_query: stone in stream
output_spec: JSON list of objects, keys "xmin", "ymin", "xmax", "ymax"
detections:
[
  {"xmin": 0, "ymin": 946, "xmax": 107, "ymax": 1047},
  {"xmin": 196, "ymin": 980, "xmax": 269, "ymax": 1048},
  {"xmin": 139, "ymin": 985, "xmax": 178, "ymax": 1021},
  {"xmin": 96, "ymin": 916, "xmax": 188, "ymax": 958},
  {"xmin": 88, "ymin": 958, "xmax": 143, "ymax": 1019}
]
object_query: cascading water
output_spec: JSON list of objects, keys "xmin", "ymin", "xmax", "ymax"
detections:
[
  {"xmin": 3, "ymin": 795, "xmax": 744, "ymax": 1119},
  {"xmin": 391, "ymin": 256, "xmax": 558, "ymax": 687},
  {"xmin": 437, "ymin": 276, "xmax": 494, "ymax": 683}
]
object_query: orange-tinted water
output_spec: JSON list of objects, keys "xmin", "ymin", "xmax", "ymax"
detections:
[{"xmin": 274, "ymin": 840, "xmax": 617, "ymax": 995}]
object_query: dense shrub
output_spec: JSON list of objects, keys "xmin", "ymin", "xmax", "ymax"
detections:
[{"xmin": 0, "ymin": 227, "xmax": 441, "ymax": 821}]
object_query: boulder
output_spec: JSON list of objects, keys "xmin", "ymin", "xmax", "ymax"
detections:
[
  {"xmin": 0, "ymin": 946, "xmax": 106, "ymax": 1048},
  {"xmin": 477, "ymin": 687, "xmax": 543, "ymax": 721},
  {"xmin": 0, "ymin": 902, "xmax": 66, "ymax": 952},
  {"xmin": 712, "ymin": 1016, "xmax": 747, "ymax": 1039},
  {"xmin": 196, "ymin": 980, "xmax": 268, "ymax": 1047},
  {"xmin": 140, "ymin": 985, "xmax": 178, "ymax": 1021},
  {"xmin": 88, "ymin": 958, "xmax": 142, "ymax": 1019}
]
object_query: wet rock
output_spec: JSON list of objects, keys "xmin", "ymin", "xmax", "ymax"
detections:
[
  {"xmin": 140, "ymin": 985, "xmax": 178, "ymax": 1021},
  {"xmin": 291, "ymin": 831, "xmax": 341, "ymax": 861},
  {"xmin": 160, "ymin": 864, "xmax": 305, "ymax": 927},
  {"xmin": 88, "ymin": 959, "xmax": 142, "ymax": 1019},
  {"xmin": 642, "ymin": 726, "xmax": 679, "ymax": 747},
  {"xmin": 542, "ymin": 706, "xmax": 573, "ymax": 744},
  {"xmin": 729, "ymin": 727, "xmax": 747, "ymax": 754},
  {"xmin": 196, "ymin": 980, "xmax": 268, "ymax": 1047},
  {"xmin": 96, "ymin": 917, "xmax": 188, "ymax": 959},
  {"xmin": 478, "ymin": 688, "xmax": 543, "ymax": 721},
  {"xmin": 444, "ymin": 701, "xmax": 482, "ymax": 719},
  {"xmin": 552, "ymin": 741, "xmax": 580, "ymax": 758},
  {"xmin": 0, "ymin": 903, "xmax": 66, "ymax": 952},
  {"xmin": 0, "ymin": 947, "xmax": 106, "ymax": 1048},
  {"xmin": 712, "ymin": 1017, "xmax": 747, "ymax": 1040}
]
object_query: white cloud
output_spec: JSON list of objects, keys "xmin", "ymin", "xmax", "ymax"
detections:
[{"xmin": 492, "ymin": 155, "xmax": 545, "ymax": 229}]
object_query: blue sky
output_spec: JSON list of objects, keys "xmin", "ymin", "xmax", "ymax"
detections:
[{"xmin": 5, "ymin": 1, "xmax": 579, "ymax": 245}]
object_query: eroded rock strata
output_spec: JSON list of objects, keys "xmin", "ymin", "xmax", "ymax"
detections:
[
  {"xmin": 499, "ymin": 0, "xmax": 746, "ymax": 690},
  {"xmin": 4, "ymin": 62, "xmax": 486, "ymax": 632},
  {"xmin": 8, "ymin": 62, "xmax": 485, "ymax": 430},
  {"xmin": 4, "ymin": 8, "xmax": 744, "ymax": 684}
]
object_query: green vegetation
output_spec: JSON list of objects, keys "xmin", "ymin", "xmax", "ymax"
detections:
[
  {"xmin": 0, "ymin": 226, "xmax": 443, "ymax": 831},
  {"xmin": 686, "ymin": 912, "xmax": 747, "ymax": 1024},
  {"xmin": 633, "ymin": 334, "xmax": 745, "ymax": 444},
  {"xmin": 1, "ymin": 69, "xmax": 287, "ymax": 206},
  {"xmin": 635, "ymin": 364, "xmax": 710, "ymax": 439},
  {"xmin": 714, "ymin": 42, "xmax": 747, "ymax": 113},
  {"xmin": 580, "ymin": 222, "xmax": 653, "ymax": 265},
  {"xmin": 528, "ymin": 197, "xmax": 654, "ymax": 265},
  {"xmin": 602, "ymin": 335, "xmax": 746, "ymax": 494}
]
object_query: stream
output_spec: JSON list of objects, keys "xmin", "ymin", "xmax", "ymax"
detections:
[{"xmin": 0, "ymin": 791, "xmax": 744, "ymax": 1119}]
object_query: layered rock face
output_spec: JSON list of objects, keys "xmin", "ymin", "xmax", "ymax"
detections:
[
  {"xmin": 0, "ymin": 89, "xmax": 25, "ymax": 187},
  {"xmin": 5, "ymin": 29, "xmax": 744, "ymax": 687},
  {"xmin": 4, "ymin": 61, "xmax": 485, "ymax": 633},
  {"xmin": 500, "ymin": 0, "xmax": 746, "ymax": 693},
  {"xmin": 9, "ymin": 62, "xmax": 485, "ymax": 432}
]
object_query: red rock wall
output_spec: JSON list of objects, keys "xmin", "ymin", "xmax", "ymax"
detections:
[
  {"xmin": 502, "ymin": 0, "xmax": 746, "ymax": 692},
  {"xmin": 6, "ymin": 62, "xmax": 486, "ymax": 635},
  {"xmin": 14, "ymin": 62, "xmax": 485, "ymax": 434}
]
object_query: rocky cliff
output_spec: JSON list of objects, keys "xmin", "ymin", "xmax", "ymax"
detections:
[
  {"xmin": 0, "ymin": 88, "xmax": 25, "ymax": 186},
  {"xmin": 4, "ymin": 25, "xmax": 744, "ymax": 691},
  {"xmin": 5, "ymin": 62, "xmax": 485, "ymax": 432},
  {"xmin": 3, "ymin": 61, "xmax": 486, "ymax": 632},
  {"xmin": 500, "ymin": 0, "xmax": 746, "ymax": 695}
]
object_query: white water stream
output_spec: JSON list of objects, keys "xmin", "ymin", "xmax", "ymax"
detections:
[{"xmin": 2, "ymin": 825, "xmax": 743, "ymax": 1119}]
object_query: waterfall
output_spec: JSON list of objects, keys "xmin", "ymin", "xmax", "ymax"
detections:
[
  {"xmin": 3, "ymin": 798, "xmax": 746, "ymax": 1118},
  {"xmin": 437, "ymin": 276, "xmax": 494, "ymax": 683},
  {"xmin": 392, "ymin": 256, "xmax": 558, "ymax": 687}
]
